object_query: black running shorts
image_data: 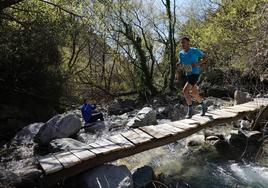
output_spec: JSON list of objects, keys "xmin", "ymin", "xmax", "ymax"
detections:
[{"xmin": 186, "ymin": 74, "xmax": 199, "ymax": 86}]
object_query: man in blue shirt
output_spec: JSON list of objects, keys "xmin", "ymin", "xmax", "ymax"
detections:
[
  {"xmin": 177, "ymin": 36, "xmax": 208, "ymax": 118},
  {"xmin": 81, "ymin": 99, "xmax": 104, "ymax": 124}
]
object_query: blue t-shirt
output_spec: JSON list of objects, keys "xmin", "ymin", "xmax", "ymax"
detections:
[
  {"xmin": 179, "ymin": 47, "xmax": 204, "ymax": 76},
  {"xmin": 81, "ymin": 103, "xmax": 96, "ymax": 123}
]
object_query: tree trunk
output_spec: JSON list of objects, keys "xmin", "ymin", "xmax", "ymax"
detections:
[
  {"xmin": 165, "ymin": 0, "xmax": 177, "ymax": 91},
  {"xmin": 134, "ymin": 36, "xmax": 158, "ymax": 96},
  {"xmin": 122, "ymin": 21, "xmax": 158, "ymax": 96}
]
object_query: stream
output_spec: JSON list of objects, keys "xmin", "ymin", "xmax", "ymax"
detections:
[{"xmin": 112, "ymin": 124, "xmax": 268, "ymax": 188}]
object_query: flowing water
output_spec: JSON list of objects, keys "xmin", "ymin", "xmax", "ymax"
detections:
[{"xmin": 111, "ymin": 125, "xmax": 268, "ymax": 188}]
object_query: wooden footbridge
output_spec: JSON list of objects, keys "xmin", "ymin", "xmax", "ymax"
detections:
[{"xmin": 38, "ymin": 98, "xmax": 268, "ymax": 187}]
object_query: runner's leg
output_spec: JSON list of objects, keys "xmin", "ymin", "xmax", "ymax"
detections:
[
  {"xmin": 183, "ymin": 82, "xmax": 193, "ymax": 118},
  {"xmin": 191, "ymin": 85, "xmax": 202, "ymax": 103},
  {"xmin": 183, "ymin": 82, "xmax": 192, "ymax": 105},
  {"xmin": 192, "ymin": 84, "xmax": 206, "ymax": 116}
]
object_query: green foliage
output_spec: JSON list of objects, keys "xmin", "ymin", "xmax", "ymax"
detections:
[{"xmin": 180, "ymin": 0, "xmax": 267, "ymax": 71}]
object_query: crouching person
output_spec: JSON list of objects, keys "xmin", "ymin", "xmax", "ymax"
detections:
[{"xmin": 81, "ymin": 98, "xmax": 104, "ymax": 124}]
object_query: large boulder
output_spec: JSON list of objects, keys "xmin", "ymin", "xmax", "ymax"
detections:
[
  {"xmin": 78, "ymin": 164, "xmax": 133, "ymax": 188},
  {"xmin": 205, "ymin": 86, "xmax": 235, "ymax": 98},
  {"xmin": 127, "ymin": 107, "xmax": 157, "ymax": 128},
  {"xmin": 49, "ymin": 138, "xmax": 90, "ymax": 152},
  {"xmin": 227, "ymin": 130, "xmax": 247, "ymax": 148},
  {"xmin": 34, "ymin": 112, "xmax": 82, "ymax": 145},
  {"xmin": 108, "ymin": 99, "xmax": 136, "ymax": 115},
  {"xmin": 213, "ymin": 138, "xmax": 229, "ymax": 155},
  {"xmin": 171, "ymin": 104, "xmax": 186, "ymax": 121},
  {"xmin": 11, "ymin": 123, "xmax": 44, "ymax": 145},
  {"xmin": 132, "ymin": 166, "xmax": 155, "ymax": 187},
  {"xmin": 234, "ymin": 90, "xmax": 252, "ymax": 105},
  {"xmin": 215, "ymin": 129, "xmax": 262, "ymax": 160}
]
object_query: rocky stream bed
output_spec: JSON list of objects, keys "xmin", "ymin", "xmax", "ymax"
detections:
[{"xmin": 1, "ymin": 92, "xmax": 268, "ymax": 188}]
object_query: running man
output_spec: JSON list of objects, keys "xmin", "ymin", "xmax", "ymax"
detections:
[{"xmin": 177, "ymin": 36, "xmax": 208, "ymax": 118}]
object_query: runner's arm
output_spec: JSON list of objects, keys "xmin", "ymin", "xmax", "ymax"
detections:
[{"xmin": 192, "ymin": 54, "xmax": 208, "ymax": 67}]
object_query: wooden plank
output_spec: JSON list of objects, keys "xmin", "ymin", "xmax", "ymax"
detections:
[
  {"xmin": 180, "ymin": 118, "xmax": 201, "ymax": 124},
  {"xmin": 208, "ymin": 109, "xmax": 238, "ymax": 118},
  {"xmin": 88, "ymin": 142, "xmax": 106, "ymax": 155},
  {"xmin": 224, "ymin": 106, "xmax": 255, "ymax": 113},
  {"xmin": 70, "ymin": 149, "xmax": 96, "ymax": 161},
  {"xmin": 139, "ymin": 125, "xmax": 169, "ymax": 139},
  {"xmin": 133, "ymin": 128, "xmax": 153, "ymax": 140},
  {"xmin": 94, "ymin": 138, "xmax": 122, "ymax": 154},
  {"xmin": 222, "ymin": 108, "xmax": 246, "ymax": 114},
  {"xmin": 54, "ymin": 151, "xmax": 81, "ymax": 168},
  {"xmin": 191, "ymin": 114, "xmax": 213, "ymax": 124},
  {"xmin": 242, "ymin": 101, "xmax": 261, "ymax": 106},
  {"xmin": 204, "ymin": 112, "xmax": 224, "ymax": 120},
  {"xmin": 38, "ymin": 153, "xmax": 64, "ymax": 174},
  {"xmin": 254, "ymin": 98, "xmax": 268, "ymax": 104},
  {"xmin": 108, "ymin": 134, "xmax": 135, "ymax": 148},
  {"xmin": 89, "ymin": 139, "xmax": 121, "ymax": 155},
  {"xmin": 153, "ymin": 125, "xmax": 175, "ymax": 135},
  {"xmin": 158, "ymin": 123, "xmax": 184, "ymax": 135},
  {"xmin": 235, "ymin": 104, "xmax": 258, "ymax": 110},
  {"xmin": 240, "ymin": 102, "xmax": 264, "ymax": 109},
  {"xmin": 169, "ymin": 121, "xmax": 199, "ymax": 131},
  {"xmin": 121, "ymin": 129, "xmax": 152, "ymax": 145}
]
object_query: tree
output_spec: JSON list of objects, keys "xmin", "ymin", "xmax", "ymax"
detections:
[
  {"xmin": 163, "ymin": 0, "xmax": 178, "ymax": 92},
  {"xmin": 91, "ymin": 0, "xmax": 159, "ymax": 98}
]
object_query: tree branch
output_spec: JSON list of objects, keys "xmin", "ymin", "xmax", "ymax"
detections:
[
  {"xmin": 38, "ymin": 0, "xmax": 83, "ymax": 18},
  {"xmin": 0, "ymin": 0, "xmax": 23, "ymax": 10}
]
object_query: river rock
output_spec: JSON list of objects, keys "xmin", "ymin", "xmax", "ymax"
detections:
[
  {"xmin": 132, "ymin": 166, "xmax": 155, "ymax": 187},
  {"xmin": 213, "ymin": 138, "xmax": 229, "ymax": 154},
  {"xmin": 76, "ymin": 132, "xmax": 96, "ymax": 144},
  {"xmin": 240, "ymin": 119, "xmax": 251, "ymax": 130},
  {"xmin": 206, "ymin": 136, "xmax": 219, "ymax": 141},
  {"xmin": 171, "ymin": 104, "xmax": 186, "ymax": 121},
  {"xmin": 156, "ymin": 106, "xmax": 171, "ymax": 119},
  {"xmin": 34, "ymin": 112, "xmax": 82, "ymax": 145},
  {"xmin": 127, "ymin": 107, "xmax": 157, "ymax": 128},
  {"xmin": 11, "ymin": 122, "xmax": 44, "ymax": 145},
  {"xmin": 241, "ymin": 130, "xmax": 262, "ymax": 141},
  {"xmin": 49, "ymin": 138, "xmax": 90, "ymax": 152},
  {"xmin": 227, "ymin": 130, "xmax": 247, "ymax": 147},
  {"xmin": 260, "ymin": 73, "xmax": 268, "ymax": 84},
  {"xmin": 234, "ymin": 90, "xmax": 252, "ymax": 104},
  {"xmin": 78, "ymin": 164, "xmax": 133, "ymax": 188},
  {"xmin": 109, "ymin": 113, "xmax": 129, "ymax": 129},
  {"xmin": 215, "ymin": 129, "xmax": 262, "ymax": 159},
  {"xmin": 0, "ymin": 169, "xmax": 21, "ymax": 188},
  {"xmin": 186, "ymin": 135, "xmax": 204, "ymax": 147}
]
